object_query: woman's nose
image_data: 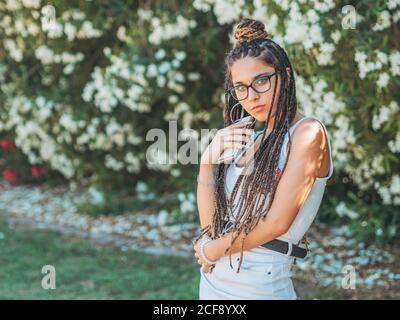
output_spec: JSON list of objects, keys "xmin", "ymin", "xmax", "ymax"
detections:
[{"xmin": 248, "ymin": 86, "xmax": 259, "ymax": 99}]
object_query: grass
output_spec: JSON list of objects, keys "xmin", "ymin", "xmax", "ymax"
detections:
[
  {"xmin": 0, "ymin": 216, "xmax": 360, "ymax": 300},
  {"xmin": 0, "ymin": 218, "xmax": 199, "ymax": 299}
]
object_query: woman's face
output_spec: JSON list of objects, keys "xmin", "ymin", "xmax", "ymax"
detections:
[{"xmin": 230, "ymin": 56, "xmax": 283, "ymax": 123}]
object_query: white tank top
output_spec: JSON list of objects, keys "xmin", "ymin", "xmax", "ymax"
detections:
[{"xmin": 224, "ymin": 115, "xmax": 334, "ymax": 245}]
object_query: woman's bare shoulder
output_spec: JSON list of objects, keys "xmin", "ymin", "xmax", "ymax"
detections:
[{"xmin": 290, "ymin": 117, "xmax": 330, "ymax": 177}]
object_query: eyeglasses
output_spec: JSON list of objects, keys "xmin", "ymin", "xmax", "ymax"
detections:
[{"xmin": 229, "ymin": 72, "xmax": 277, "ymax": 101}]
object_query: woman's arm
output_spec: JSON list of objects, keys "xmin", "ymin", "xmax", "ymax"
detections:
[
  {"xmin": 204, "ymin": 119, "xmax": 328, "ymax": 260},
  {"xmin": 196, "ymin": 121, "xmax": 254, "ymax": 234},
  {"xmin": 196, "ymin": 162, "xmax": 216, "ymax": 230}
]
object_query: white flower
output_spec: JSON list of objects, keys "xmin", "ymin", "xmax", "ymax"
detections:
[
  {"xmin": 63, "ymin": 64, "xmax": 74, "ymax": 75},
  {"xmin": 4, "ymin": 39, "xmax": 23, "ymax": 62},
  {"xmin": 180, "ymin": 200, "xmax": 195, "ymax": 214},
  {"xmin": 35, "ymin": 45, "xmax": 54, "ymax": 64},
  {"xmin": 213, "ymin": 0, "xmax": 245, "ymax": 25},
  {"xmin": 124, "ymin": 152, "xmax": 140, "ymax": 170},
  {"xmin": 105, "ymin": 154, "xmax": 124, "ymax": 171},
  {"xmin": 377, "ymin": 51, "xmax": 388, "ymax": 64},
  {"xmin": 372, "ymin": 10, "xmax": 392, "ymax": 31},
  {"xmin": 46, "ymin": 22, "xmax": 63, "ymax": 39},
  {"xmin": 388, "ymin": 132, "xmax": 400, "ymax": 153},
  {"xmin": 103, "ymin": 47, "xmax": 111, "ymax": 57},
  {"xmin": 193, "ymin": 0, "xmax": 212, "ymax": 12},
  {"xmin": 168, "ymin": 95, "xmax": 179, "ymax": 104},
  {"xmin": 156, "ymin": 75, "xmax": 166, "ymax": 87},
  {"xmin": 389, "ymin": 175, "xmax": 400, "ymax": 195},
  {"xmin": 158, "ymin": 62, "xmax": 171, "ymax": 74},
  {"xmin": 40, "ymin": 140, "xmax": 56, "ymax": 160},
  {"xmin": 137, "ymin": 8, "xmax": 153, "ymax": 22},
  {"xmin": 306, "ymin": 9, "xmax": 319, "ymax": 24},
  {"xmin": 170, "ymin": 168, "xmax": 181, "ymax": 177},
  {"xmin": 147, "ymin": 64, "xmax": 158, "ymax": 78},
  {"xmin": 308, "ymin": 24, "xmax": 324, "ymax": 45},
  {"xmin": 113, "ymin": 132, "xmax": 124, "ymax": 146},
  {"xmin": 155, "ymin": 49, "xmax": 166, "ymax": 60},
  {"xmin": 387, "ymin": 0, "xmax": 398, "ymax": 10},
  {"xmin": 377, "ymin": 72, "xmax": 390, "ymax": 88},
  {"xmin": 21, "ymin": 0, "xmax": 41, "ymax": 9},
  {"xmin": 76, "ymin": 21, "xmax": 102, "ymax": 38},
  {"xmin": 175, "ymin": 51, "xmax": 186, "ymax": 61},
  {"xmin": 88, "ymin": 186, "xmax": 105, "ymax": 205},
  {"xmin": 285, "ymin": 20, "xmax": 308, "ymax": 43},
  {"xmin": 372, "ymin": 100, "xmax": 399, "ymax": 131},
  {"xmin": 187, "ymin": 72, "xmax": 201, "ymax": 81},
  {"xmin": 59, "ymin": 114, "xmax": 79, "ymax": 133},
  {"xmin": 64, "ymin": 23, "xmax": 77, "ymax": 41},
  {"xmin": 335, "ymin": 202, "xmax": 359, "ymax": 219},
  {"xmin": 389, "ymin": 51, "xmax": 400, "ymax": 76},
  {"xmin": 330, "ymin": 30, "xmax": 341, "ymax": 44},
  {"xmin": 354, "ymin": 51, "xmax": 367, "ymax": 63},
  {"xmin": 117, "ymin": 26, "xmax": 128, "ymax": 42},
  {"xmin": 316, "ymin": 43, "xmax": 335, "ymax": 65},
  {"xmin": 136, "ymin": 181, "xmax": 148, "ymax": 193},
  {"xmin": 157, "ymin": 210, "xmax": 169, "ymax": 225},
  {"xmin": 148, "ymin": 16, "xmax": 196, "ymax": 45},
  {"xmin": 371, "ymin": 154, "xmax": 385, "ymax": 175}
]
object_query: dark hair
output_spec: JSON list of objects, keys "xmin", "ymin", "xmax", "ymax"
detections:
[{"xmin": 198, "ymin": 18, "xmax": 299, "ymax": 273}]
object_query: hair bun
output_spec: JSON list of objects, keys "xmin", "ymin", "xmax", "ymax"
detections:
[{"xmin": 234, "ymin": 18, "xmax": 269, "ymax": 45}]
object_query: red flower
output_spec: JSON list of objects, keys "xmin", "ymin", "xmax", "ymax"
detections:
[
  {"xmin": 276, "ymin": 167, "xmax": 283, "ymax": 178},
  {"xmin": 0, "ymin": 139, "xmax": 13, "ymax": 150},
  {"xmin": 31, "ymin": 166, "xmax": 40, "ymax": 177},
  {"xmin": 1, "ymin": 139, "xmax": 16, "ymax": 150},
  {"xmin": 3, "ymin": 167, "xmax": 18, "ymax": 184}
]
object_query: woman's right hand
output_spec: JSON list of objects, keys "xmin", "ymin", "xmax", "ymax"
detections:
[{"xmin": 200, "ymin": 121, "xmax": 254, "ymax": 165}]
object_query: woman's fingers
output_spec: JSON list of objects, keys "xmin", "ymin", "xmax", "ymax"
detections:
[
  {"xmin": 223, "ymin": 133, "xmax": 251, "ymax": 143},
  {"xmin": 221, "ymin": 129, "xmax": 253, "ymax": 146},
  {"xmin": 229, "ymin": 119, "xmax": 253, "ymax": 128},
  {"xmin": 221, "ymin": 142, "xmax": 247, "ymax": 151},
  {"xmin": 222, "ymin": 128, "xmax": 254, "ymax": 136},
  {"xmin": 202, "ymin": 264, "xmax": 212, "ymax": 273}
]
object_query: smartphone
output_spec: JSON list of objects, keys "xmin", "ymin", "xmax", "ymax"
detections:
[{"xmin": 216, "ymin": 116, "xmax": 255, "ymax": 164}]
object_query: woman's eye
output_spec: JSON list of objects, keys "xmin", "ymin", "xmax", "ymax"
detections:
[
  {"xmin": 255, "ymin": 77, "xmax": 268, "ymax": 85},
  {"xmin": 235, "ymin": 86, "xmax": 246, "ymax": 92}
]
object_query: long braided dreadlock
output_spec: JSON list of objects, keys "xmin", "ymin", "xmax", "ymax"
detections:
[{"xmin": 195, "ymin": 18, "xmax": 309, "ymax": 272}]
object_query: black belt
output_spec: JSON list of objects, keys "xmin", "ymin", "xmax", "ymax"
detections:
[
  {"xmin": 221, "ymin": 221, "xmax": 307, "ymax": 259},
  {"xmin": 261, "ymin": 238, "xmax": 307, "ymax": 259}
]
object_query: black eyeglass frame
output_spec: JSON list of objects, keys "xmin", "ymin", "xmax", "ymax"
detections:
[{"xmin": 229, "ymin": 71, "xmax": 277, "ymax": 101}]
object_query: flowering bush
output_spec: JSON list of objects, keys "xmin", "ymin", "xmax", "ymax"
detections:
[{"xmin": 0, "ymin": 0, "xmax": 398, "ymax": 242}]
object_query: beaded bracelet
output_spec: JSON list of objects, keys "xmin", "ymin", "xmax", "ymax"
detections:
[{"xmin": 200, "ymin": 238, "xmax": 218, "ymax": 265}]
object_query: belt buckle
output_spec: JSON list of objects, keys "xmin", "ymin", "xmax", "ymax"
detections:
[{"xmin": 285, "ymin": 241, "xmax": 293, "ymax": 257}]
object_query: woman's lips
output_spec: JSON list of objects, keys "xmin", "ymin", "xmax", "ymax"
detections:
[{"xmin": 250, "ymin": 104, "xmax": 266, "ymax": 112}]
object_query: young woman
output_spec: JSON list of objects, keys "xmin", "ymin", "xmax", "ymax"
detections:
[{"xmin": 193, "ymin": 18, "xmax": 334, "ymax": 300}]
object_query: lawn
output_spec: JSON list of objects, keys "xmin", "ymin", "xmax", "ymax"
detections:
[
  {"xmin": 0, "ymin": 218, "xmax": 200, "ymax": 299},
  {"xmin": 0, "ymin": 217, "xmax": 374, "ymax": 300}
]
